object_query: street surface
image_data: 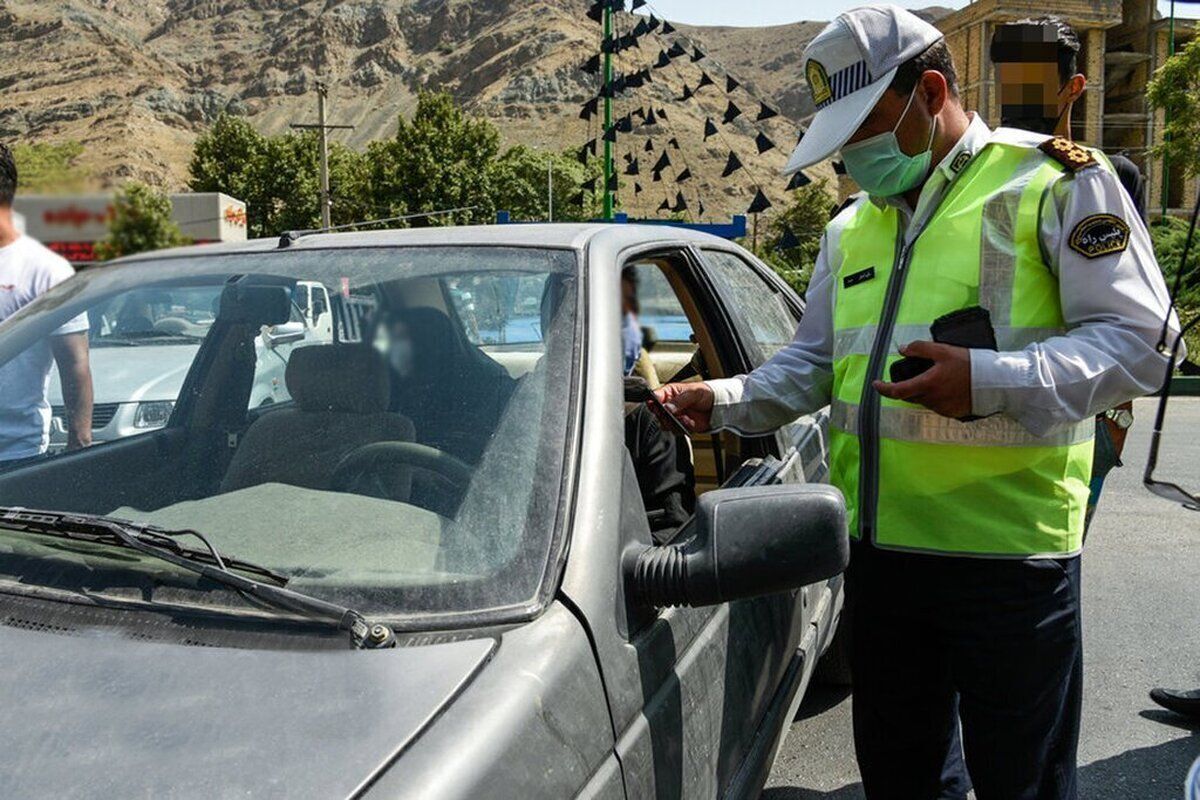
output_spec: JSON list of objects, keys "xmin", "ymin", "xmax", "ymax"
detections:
[{"xmin": 765, "ymin": 397, "xmax": 1200, "ymax": 799}]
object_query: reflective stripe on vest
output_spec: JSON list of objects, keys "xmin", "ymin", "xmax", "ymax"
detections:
[{"xmin": 828, "ymin": 141, "xmax": 1097, "ymax": 558}]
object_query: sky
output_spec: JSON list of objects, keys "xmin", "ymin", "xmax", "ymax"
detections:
[{"xmin": 644, "ymin": 0, "xmax": 1199, "ymax": 28}]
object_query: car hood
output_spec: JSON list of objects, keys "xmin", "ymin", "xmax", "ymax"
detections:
[
  {"xmin": 0, "ymin": 621, "xmax": 496, "ymax": 799},
  {"xmin": 48, "ymin": 344, "xmax": 203, "ymax": 406}
]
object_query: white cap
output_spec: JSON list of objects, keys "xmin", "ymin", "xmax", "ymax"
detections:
[{"xmin": 784, "ymin": 5, "xmax": 944, "ymax": 175}]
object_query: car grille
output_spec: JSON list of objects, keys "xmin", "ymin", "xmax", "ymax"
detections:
[{"xmin": 51, "ymin": 402, "xmax": 120, "ymax": 429}]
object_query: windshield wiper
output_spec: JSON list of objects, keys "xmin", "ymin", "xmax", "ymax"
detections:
[{"xmin": 0, "ymin": 507, "xmax": 397, "ymax": 650}]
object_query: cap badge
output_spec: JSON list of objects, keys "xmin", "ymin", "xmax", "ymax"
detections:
[{"xmin": 807, "ymin": 60, "xmax": 832, "ymax": 106}]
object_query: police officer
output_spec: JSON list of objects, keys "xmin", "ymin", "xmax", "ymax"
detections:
[{"xmin": 652, "ymin": 6, "xmax": 1182, "ymax": 798}]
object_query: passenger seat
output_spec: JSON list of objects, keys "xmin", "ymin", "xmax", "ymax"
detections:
[{"xmin": 221, "ymin": 345, "xmax": 415, "ymax": 498}]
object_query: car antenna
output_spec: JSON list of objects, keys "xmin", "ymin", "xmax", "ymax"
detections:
[{"xmin": 276, "ymin": 206, "xmax": 481, "ymax": 249}]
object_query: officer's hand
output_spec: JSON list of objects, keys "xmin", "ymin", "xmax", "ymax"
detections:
[
  {"xmin": 652, "ymin": 383, "xmax": 714, "ymax": 434},
  {"xmin": 873, "ymin": 341, "xmax": 973, "ymax": 419}
]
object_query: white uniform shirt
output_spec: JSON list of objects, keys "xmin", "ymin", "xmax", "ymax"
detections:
[
  {"xmin": 710, "ymin": 115, "xmax": 1183, "ymax": 438},
  {"xmin": 0, "ymin": 236, "xmax": 87, "ymax": 460}
]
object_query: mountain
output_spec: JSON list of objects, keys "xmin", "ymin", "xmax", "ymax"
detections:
[{"xmin": 0, "ymin": 1, "xmax": 937, "ymax": 221}]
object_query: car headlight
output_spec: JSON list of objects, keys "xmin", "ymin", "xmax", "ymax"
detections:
[{"xmin": 134, "ymin": 401, "xmax": 175, "ymax": 429}]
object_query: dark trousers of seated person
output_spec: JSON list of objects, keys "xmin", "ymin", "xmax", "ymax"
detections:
[
  {"xmin": 624, "ymin": 404, "xmax": 693, "ymax": 540},
  {"xmin": 848, "ymin": 542, "xmax": 1082, "ymax": 800}
]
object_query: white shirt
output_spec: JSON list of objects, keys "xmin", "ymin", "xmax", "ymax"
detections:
[
  {"xmin": 710, "ymin": 115, "xmax": 1183, "ymax": 438},
  {"xmin": 0, "ymin": 236, "xmax": 87, "ymax": 460}
]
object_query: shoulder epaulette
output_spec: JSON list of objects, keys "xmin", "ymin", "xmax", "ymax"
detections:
[{"xmin": 1038, "ymin": 137, "xmax": 1098, "ymax": 172}]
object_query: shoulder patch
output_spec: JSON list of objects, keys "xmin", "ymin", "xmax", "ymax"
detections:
[
  {"xmin": 1069, "ymin": 214, "xmax": 1130, "ymax": 259},
  {"xmin": 1039, "ymin": 137, "xmax": 1098, "ymax": 172}
]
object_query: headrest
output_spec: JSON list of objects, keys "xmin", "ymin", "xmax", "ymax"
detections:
[{"xmin": 285, "ymin": 346, "xmax": 391, "ymax": 414}]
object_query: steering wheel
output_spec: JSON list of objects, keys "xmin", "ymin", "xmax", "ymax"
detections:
[{"xmin": 331, "ymin": 442, "xmax": 473, "ymax": 503}]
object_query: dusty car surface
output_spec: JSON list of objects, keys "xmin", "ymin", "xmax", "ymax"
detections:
[{"xmin": 0, "ymin": 224, "xmax": 848, "ymax": 799}]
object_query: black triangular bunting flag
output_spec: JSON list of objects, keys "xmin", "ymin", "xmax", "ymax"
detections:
[
  {"xmin": 653, "ymin": 152, "xmax": 672, "ymax": 173},
  {"xmin": 676, "ymin": 168, "xmax": 692, "ymax": 182},
  {"xmin": 647, "ymin": 14, "xmax": 660, "ymax": 31},
  {"xmin": 583, "ymin": 177, "xmax": 597, "ymax": 192},
  {"xmin": 723, "ymin": 101, "xmax": 742, "ymax": 124},
  {"xmin": 787, "ymin": 171, "xmax": 812, "ymax": 191},
  {"xmin": 679, "ymin": 85, "xmax": 693, "ymax": 101},
  {"xmin": 581, "ymin": 54, "xmax": 600, "ymax": 74},
  {"xmin": 662, "ymin": 21, "xmax": 676, "ymax": 34},
  {"xmin": 602, "ymin": 126, "xmax": 617, "ymax": 143},
  {"xmin": 778, "ymin": 227, "xmax": 801, "ymax": 250},
  {"xmin": 726, "ymin": 76, "xmax": 740, "ymax": 93},
  {"xmin": 697, "ymin": 72, "xmax": 714, "ymax": 90},
  {"xmin": 667, "ymin": 42, "xmax": 686, "ymax": 59},
  {"xmin": 606, "ymin": 173, "xmax": 619, "ymax": 192},
  {"xmin": 668, "ymin": 137, "xmax": 679, "ymax": 149},
  {"xmin": 625, "ymin": 158, "xmax": 640, "ymax": 176},
  {"xmin": 832, "ymin": 160, "xmax": 847, "ymax": 175},
  {"xmin": 635, "ymin": 183, "xmax": 643, "ymax": 195},
  {"xmin": 658, "ymin": 107, "xmax": 669, "ymax": 121},
  {"xmin": 672, "ymin": 192, "xmax": 688, "ymax": 212},
  {"xmin": 755, "ymin": 132, "xmax": 776, "ymax": 154},
  {"xmin": 645, "ymin": 138, "xmax": 655, "ymax": 152},
  {"xmin": 747, "ymin": 188, "xmax": 772, "ymax": 214},
  {"xmin": 579, "ymin": 97, "xmax": 598, "ymax": 121},
  {"xmin": 658, "ymin": 197, "xmax": 671, "ymax": 212},
  {"xmin": 703, "ymin": 118, "xmax": 718, "ymax": 140},
  {"xmin": 571, "ymin": 192, "xmax": 585, "ymax": 207},
  {"xmin": 691, "ymin": 47, "xmax": 705, "ymax": 63},
  {"xmin": 698, "ymin": 200, "xmax": 706, "ymax": 216},
  {"xmin": 645, "ymin": 108, "xmax": 658, "ymax": 126},
  {"xmin": 655, "ymin": 50, "xmax": 671, "ymax": 68},
  {"xmin": 721, "ymin": 151, "xmax": 743, "ymax": 178},
  {"xmin": 756, "ymin": 102, "xmax": 779, "ymax": 122}
]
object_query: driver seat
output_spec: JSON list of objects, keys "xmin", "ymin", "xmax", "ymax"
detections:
[{"xmin": 221, "ymin": 345, "xmax": 415, "ymax": 498}]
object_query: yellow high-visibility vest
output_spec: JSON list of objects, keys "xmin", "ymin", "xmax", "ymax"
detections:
[{"xmin": 829, "ymin": 140, "xmax": 1099, "ymax": 557}]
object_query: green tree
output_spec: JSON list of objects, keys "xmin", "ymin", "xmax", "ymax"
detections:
[
  {"xmin": 366, "ymin": 92, "xmax": 502, "ymax": 226},
  {"xmin": 93, "ymin": 182, "xmax": 189, "ymax": 261},
  {"xmin": 189, "ymin": 114, "xmax": 368, "ymax": 238},
  {"xmin": 1148, "ymin": 36, "xmax": 1200, "ymax": 179},
  {"xmin": 490, "ymin": 145, "xmax": 603, "ymax": 222},
  {"xmin": 11, "ymin": 141, "xmax": 88, "ymax": 193},
  {"xmin": 744, "ymin": 179, "xmax": 835, "ymax": 296}
]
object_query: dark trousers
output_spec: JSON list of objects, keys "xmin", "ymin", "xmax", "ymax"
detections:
[{"xmin": 848, "ymin": 543, "xmax": 1082, "ymax": 800}]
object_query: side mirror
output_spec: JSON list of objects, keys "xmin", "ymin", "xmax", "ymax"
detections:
[
  {"xmin": 627, "ymin": 484, "xmax": 849, "ymax": 608},
  {"xmin": 263, "ymin": 321, "xmax": 306, "ymax": 348}
]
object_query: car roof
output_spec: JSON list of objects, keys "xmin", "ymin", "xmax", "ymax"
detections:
[{"xmin": 113, "ymin": 223, "xmax": 744, "ymax": 264}]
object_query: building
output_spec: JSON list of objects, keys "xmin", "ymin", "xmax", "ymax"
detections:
[
  {"xmin": 935, "ymin": 0, "xmax": 1197, "ymax": 218},
  {"xmin": 13, "ymin": 192, "xmax": 247, "ymax": 264}
]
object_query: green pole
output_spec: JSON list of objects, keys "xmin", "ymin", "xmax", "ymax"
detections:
[
  {"xmin": 1162, "ymin": 0, "xmax": 1175, "ymax": 221},
  {"xmin": 603, "ymin": 4, "xmax": 614, "ymax": 221}
]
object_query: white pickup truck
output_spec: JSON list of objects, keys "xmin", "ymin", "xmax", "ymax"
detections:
[{"xmin": 48, "ymin": 281, "xmax": 333, "ymax": 449}]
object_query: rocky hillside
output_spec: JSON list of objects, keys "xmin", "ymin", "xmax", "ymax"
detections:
[{"xmin": 0, "ymin": 1, "xmax": 945, "ymax": 220}]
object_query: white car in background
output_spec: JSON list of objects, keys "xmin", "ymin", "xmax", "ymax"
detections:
[{"xmin": 49, "ymin": 281, "xmax": 333, "ymax": 449}]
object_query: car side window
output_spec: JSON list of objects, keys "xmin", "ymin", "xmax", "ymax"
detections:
[
  {"xmin": 699, "ymin": 249, "xmax": 798, "ymax": 366},
  {"xmin": 443, "ymin": 274, "xmax": 549, "ymax": 347},
  {"xmin": 632, "ymin": 262, "xmax": 694, "ymax": 344}
]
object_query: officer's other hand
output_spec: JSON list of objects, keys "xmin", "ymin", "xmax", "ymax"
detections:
[
  {"xmin": 652, "ymin": 383, "xmax": 714, "ymax": 433},
  {"xmin": 873, "ymin": 341, "xmax": 972, "ymax": 419}
]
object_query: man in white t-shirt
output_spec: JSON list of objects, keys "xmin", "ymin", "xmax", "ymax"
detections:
[{"xmin": 0, "ymin": 143, "xmax": 93, "ymax": 462}]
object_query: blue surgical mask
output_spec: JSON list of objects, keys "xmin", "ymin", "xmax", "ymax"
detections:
[{"xmin": 840, "ymin": 86, "xmax": 937, "ymax": 198}]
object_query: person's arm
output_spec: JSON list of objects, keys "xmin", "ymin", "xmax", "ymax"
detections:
[
  {"xmin": 967, "ymin": 165, "xmax": 1181, "ymax": 436},
  {"xmin": 655, "ymin": 229, "xmax": 838, "ymax": 436},
  {"xmin": 50, "ymin": 332, "xmax": 93, "ymax": 450}
]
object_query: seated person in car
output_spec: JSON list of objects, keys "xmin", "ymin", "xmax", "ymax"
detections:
[{"xmin": 384, "ymin": 307, "xmax": 516, "ymax": 465}]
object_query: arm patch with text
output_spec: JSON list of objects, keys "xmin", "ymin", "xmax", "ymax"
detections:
[{"xmin": 1069, "ymin": 214, "xmax": 1130, "ymax": 259}]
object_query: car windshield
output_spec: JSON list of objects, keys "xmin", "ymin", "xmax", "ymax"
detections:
[{"xmin": 0, "ymin": 245, "xmax": 578, "ymax": 629}]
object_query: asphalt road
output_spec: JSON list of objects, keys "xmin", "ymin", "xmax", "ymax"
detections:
[{"xmin": 765, "ymin": 397, "xmax": 1200, "ymax": 800}]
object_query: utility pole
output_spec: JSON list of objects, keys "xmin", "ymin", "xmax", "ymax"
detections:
[
  {"xmin": 290, "ymin": 82, "xmax": 354, "ymax": 230},
  {"xmin": 603, "ymin": 4, "xmax": 614, "ymax": 221},
  {"xmin": 1161, "ymin": 0, "xmax": 1176, "ymax": 222},
  {"xmin": 548, "ymin": 155, "xmax": 555, "ymax": 222}
]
